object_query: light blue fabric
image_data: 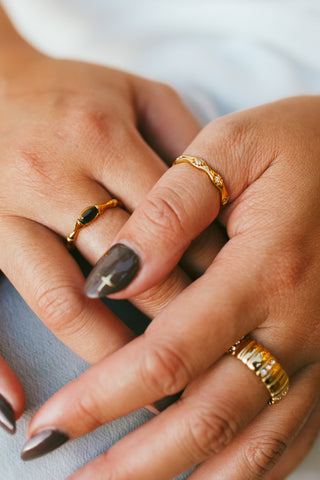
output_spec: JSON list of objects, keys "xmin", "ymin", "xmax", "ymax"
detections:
[
  {"xmin": 0, "ymin": 276, "xmax": 192, "ymax": 479},
  {"xmin": 1, "ymin": 2, "xmax": 320, "ymax": 477}
]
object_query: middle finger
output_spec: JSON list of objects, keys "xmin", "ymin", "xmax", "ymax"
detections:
[{"xmin": 22, "ymin": 242, "xmax": 264, "ymax": 436}]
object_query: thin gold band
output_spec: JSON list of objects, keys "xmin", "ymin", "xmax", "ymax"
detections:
[
  {"xmin": 67, "ymin": 199, "xmax": 122, "ymax": 246},
  {"xmin": 172, "ymin": 155, "xmax": 229, "ymax": 206},
  {"xmin": 227, "ymin": 336, "xmax": 289, "ymax": 405}
]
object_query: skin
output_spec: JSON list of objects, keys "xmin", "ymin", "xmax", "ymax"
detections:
[
  {"xmin": 1, "ymin": 3, "xmax": 319, "ymax": 479},
  {"xmin": 27, "ymin": 97, "xmax": 320, "ymax": 480},
  {"xmin": 0, "ymin": 5, "xmax": 223, "ymax": 427}
]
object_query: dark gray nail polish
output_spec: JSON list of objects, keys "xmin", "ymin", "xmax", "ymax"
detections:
[
  {"xmin": 85, "ymin": 243, "xmax": 140, "ymax": 298},
  {"xmin": 21, "ymin": 429, "xmax": 69, "ymax": 461},
  {"xmin": 0, "ymin": 394, "xmax": 16, "ymax": 434}
]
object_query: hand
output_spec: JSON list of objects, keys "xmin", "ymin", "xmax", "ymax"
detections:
[
  {"xmin": 24, "ymin": 96, "xmax": 320, "ymax": 478},
  {"xmin": 0, "ymin": 4, "xmax": 228, "ymax": 371}
]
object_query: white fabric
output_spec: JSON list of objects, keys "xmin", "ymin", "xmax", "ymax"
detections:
[
  {"xmin": 3, "ymin": 0, "xmax": 320, "ymax": 121},
  {"xmin": 1, "ymin": 1, "xmax": 320, "ymax": 478}
]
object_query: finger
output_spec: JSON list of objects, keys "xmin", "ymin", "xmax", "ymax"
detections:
[
  {"xmin": 86, "ymin": 227, "xmax": 266, "ymax": 394},
  {"xmin": 6, "ymin": 129, "xmax": 217, "ymax": 316},
  {"xmin": 262, "ymin": 401, "xmax": 320, "ymax": 480},
  {"xmin": 133, "ymin": 77, "xmax": 201, "ymax": 162},
  {"xmin": 24, "ymin": 357, "xmax": 315, "ymax": 480},
  {"xmin": 188, "ymin": 364, "xmax": 320, "ymax": 480},
  {"xmin": 64, "ymin": 179, "xmax": 227, "ymax": 303},
  {"xmin": 24, "ymin": 241, "xmax": 267, "ymax": 440},
  {"xmin": 89, "ymin": 125, "xmax": 168, "ymax": 211},
  {"xmin": 24, "ymin": 212, "xmax": 315, "ymax": 450},
  {"xmin": 180, "ymin": 221, "xmax": 227, "ymax": 279},
  {"xmin": 83, "ymin": 123, "xmax": 227, "ymax": 279},
  {"xmin": 68, "ymin": 366, "xmax": 320, "ymax": 480},
  {"xmin": 21, "ymin": 353, "xmax": 265, "ymax": 463},
  {"xmin": 6, "ymin": 112, "xmax": 223, "ymax": 306},
  {"xmin": 0, "ymin": 355, "xmax": 25, "ymax": 434},
  {"xmin": 17, "ymin": 169, "xmax": 223, "ymax": 317},
  {"xmin": 0, "ymin": 216, "xmax": 134, "ymax": 364},
  {"xmin": 4, "ymin": 162, "xmax": 191, "ymax": 320},
  {"xmin": 83, "ymin": 109, "xmax": 273, "ymax": 299},
  {"xmin": 2, "ymin": 214, "xmax": 216, "ymax": 368},
  {"xmin": 64, "ymin": 356, "xmax": 267, "ymax": 479},
  {"xmin": 3, "ymin": 179, "xmax": 225, "ymax": 374}
]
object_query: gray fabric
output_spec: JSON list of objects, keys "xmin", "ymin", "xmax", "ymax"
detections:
[{"xmin": 0, "ymin": 276, "xmax": 191, "ymax": 479}]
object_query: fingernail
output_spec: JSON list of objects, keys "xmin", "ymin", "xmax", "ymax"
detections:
[
  {"xmin": 21, "ymin": 428, "xmax": 69, "ymax": 461},
  {"xmin": 0, "ymin": 394, "xmax": 16, "ymax": 434},
  {"xmin": 85, "ymin": 243, "xmax": 140, "ymax": 298}
]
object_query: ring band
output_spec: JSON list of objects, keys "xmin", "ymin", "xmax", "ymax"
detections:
[
  {"xmin": 172, "ymin": 155, "xmax": 229, "ymax": 206},
  {"xmin": 67, "ymin": 199, "xmax": 122, "ymax": 246},
  {"xmin": 227, "ymin": 336, "xmax": 289, "ymax": 405}
]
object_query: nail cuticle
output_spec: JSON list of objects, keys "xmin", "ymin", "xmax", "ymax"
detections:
[{"xmin": 85, "ymin": 243, "xmax": 140, "ymax": 298}]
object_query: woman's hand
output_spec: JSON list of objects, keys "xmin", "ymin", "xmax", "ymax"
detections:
[
  {"xmin": 0, "ymin": 4, "xmax": 227, "ymax": 372},
  {"xmin": 24, "ymin": 96, "xmax": 320, "ymax": 478}
]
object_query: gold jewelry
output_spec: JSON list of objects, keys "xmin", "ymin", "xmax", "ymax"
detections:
[
  {"xmin": 172, "ymin": 155, "xmax": 229, "ymax": 206},
  {"xmin": 227, "ymin": 336, "xmax": 289, "ymax": 405},
  {"xmin": 67, "ymin": 199, "xmax": 122, "ymax": 245}
]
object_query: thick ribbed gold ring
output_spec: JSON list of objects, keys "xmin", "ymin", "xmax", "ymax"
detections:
[
  {"xmin": 227, "ymin": 336, "xmax": 289, "ymax": 405},
  {"xmin": 172, "ymin": 155, "xmax": 229, "ymax": 206},
  {"xmin": 67, "ymin": 199, "xmax": 122, "ymax": 246}
]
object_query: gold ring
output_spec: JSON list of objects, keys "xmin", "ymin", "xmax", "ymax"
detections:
[
  {"xmin": 227, "ymin": 336, "xmax": 289, "ymax": 405},
  {"xmin": 67, "ymin": 199, "xmax": 122, "ymax": 246},
  {"xmin": 172, "ymin": 155, "xmax": 229, "ymax": 206}
]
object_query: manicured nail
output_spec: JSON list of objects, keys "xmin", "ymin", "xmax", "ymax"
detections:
[
  {"xmin": 0, "ymin": 394, "xmax": 16, "ymax": 434},
  {"xmin": 21, "ymin": 428, "xmax": 69, "ymax": 461},
  {"xmin": 85, "ymin": 243, "xmax": 140, "ymax": 298}
]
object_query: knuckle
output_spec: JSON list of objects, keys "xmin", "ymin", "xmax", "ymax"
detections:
[
  {"xmin": 273, "ymin": 249, "xmax": 308, "ymax": 293},
  {"xmin": 139, "ymin": 342, "xmax": 192, "ymax": 397},
  {"xmin": 134, "ymin": 268, "xmax": 188, "ymax": 317},
  {"xmin": 53, "ymin": 101, "xmax": 117, "ymax": 157},
  {"xmin": 74, "ymin": 107, "xmax": 105, "ymax": 135},
  {"xmin": 186, "ymin": 408, "xmax": 238, "ymax": 459},
  {"xmin": 153, "ymin": 81, "xmax": 180, "ymax": 100},
  {"xmin": 216, "ymin": 118, "xmax": 258, "ymax": 174},
  {"xmin": 139, "ymin": 191, "xmax": 187, "ymax": 246},
  {"xmin": 10, "ymin": 139, "xmax": 70, "ymax": 202},
  {"xmin": 74, "ymin": 392, "xmax": 106, "ymax": 432},
  {"xmin": 243, "ymin": 434, "xmax": 287, "ymax": 477},
  {"xmin": 35, "ymin": 282, "xmax": 85, "ymax": 335},
  {"xmin": 66, "ymin": 105, "xmax": 114, "ymax": 145},
  {"xmin": 14, "ymin": 143, "xmax": 55, "ymax": 193},
  {"xmin": 220, "ymin": 117, "xmax": 256, "ymax": 147},
  {"xmin": 200, "ymin": 116, "xmax": 266, "ymax": 194}
]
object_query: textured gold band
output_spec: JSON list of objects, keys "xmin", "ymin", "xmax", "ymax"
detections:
[
  {"xmin": 172, "ymin": 155, "xmax": 229, "ymax": 206},
  {"xmin": 227, "ymin": 336, "xmax": 289, "ymax": 405},
  {"xmin": 67, "ymin": 199, "xmax": 122, "ymax": 246}
]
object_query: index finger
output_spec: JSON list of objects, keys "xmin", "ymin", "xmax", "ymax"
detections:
[
  {"xmin": 84, "ymin": 110, "xmax": 272, "ymax": 300},
  {"xmin": 24, "ymin": 237, "xmax": 265, "ymax": 439}
]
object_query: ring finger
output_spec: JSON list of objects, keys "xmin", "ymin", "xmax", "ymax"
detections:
[
  {"xmin": 21, "ymin": 343, "xmax": 319, "ymax": 480},
  {"xmin": 189, "ymin": 364, "xmax": 320, "ymax": 480},
  {"xmin": 1, "ymin": 176, "xmax": 225, "ymax": 366}
]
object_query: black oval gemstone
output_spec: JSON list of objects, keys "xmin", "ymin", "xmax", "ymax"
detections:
[{"xmin": 79, "ymin": 206, "xmax": 99, "ymax": 225}]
